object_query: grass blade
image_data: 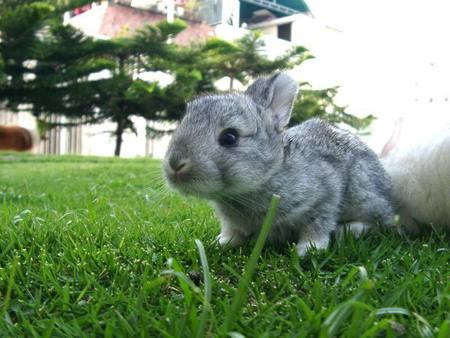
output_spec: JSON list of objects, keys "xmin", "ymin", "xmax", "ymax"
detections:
[
  {"xmin": 373, "ymin": 307, "xmax": 410, "ymax": 317},
  {"xmin": 195, "ymin": 239, "xmax": 212, "ymax": 338},
  {"xmin": 437, "ymin": 320, "xmax": 449, "ymax": 338},
  {"xmin": 1, "ymin": 255, "xmax": 19, "ymax": 318},
  {"xmin": 222, "ymin": 194, "xmax": 280, "ymax": 332},
  {"xmin": 413, "ymin": 312, "xmax": 434, "ymax": 338}
]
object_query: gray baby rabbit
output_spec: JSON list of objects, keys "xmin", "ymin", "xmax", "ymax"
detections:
[{"xmin": 164, "ymin": 73, "xmax": 394, "ymax": 256}]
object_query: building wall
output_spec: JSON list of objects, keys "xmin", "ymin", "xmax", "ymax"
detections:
[
  {"xmin": 257, "ymin": 25, "xmax": 277, "ymax": 37},
  {"xmin": 0, "ymin": 111, "xmax": 19, "ymax": 125},
  {"xmin": 66, "ymin": 2, "xmax": 108, "ymax": 38},
  {"xmin": 249, "ymin": 14, "xmax": 344, "ymax": 88},
  {"xmin": 79, "ymin": 117, "xmax": 172, "ymax": 158},
  {"xmin": 0, "ymin": 111, "xmax": 36, "ymax": 131}
]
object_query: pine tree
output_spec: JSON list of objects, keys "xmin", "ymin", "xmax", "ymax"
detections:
[
  {"xmin": 88, "ymin": 19, "xmax": 195, "ymax": 156},
  {"xmin": 291, "ymin": 83, "xmax": 375, "ymax": 131},
  {"xmin": 203, "ymin": 31, "xmax": 312, "ymax": 90},
  {"xmin": 5, "ymin": 23, "xmax": 116, "ymax": 120},
  {"xmin": 0, "ymin": 0, "xmax": 94, "ymax": 108},
  {"xmin": 39, "ymin": 19, "xmax": 195, "ymax": 157},
  {"xmin": 0, "ymin": 54, "xmax": 5, "ymax": 87}
]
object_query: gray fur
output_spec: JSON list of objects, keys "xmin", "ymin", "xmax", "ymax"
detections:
[{"xmin": 163, "ymin": 73, "xmax": 394, "ymax": 256}]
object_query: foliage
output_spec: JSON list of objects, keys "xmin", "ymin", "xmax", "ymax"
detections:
[
  {"xmin": 0, "ymin": 55, "xmax": 5, "ymax": 87},
  {"xmin": 292, "ymin": 83, "xmax": 375, "ymax": 131},
  {"xmin": 85, "ymin": 19, "xmax": 197, "ymax": 156},
  {"xmin": 0, "ymin": 153, "xmax": 448, "ymax": 336},
  {"xmin": 0, "ymin": 0, "xmax": 114, "ymax": 135},
  {"xmin": 4, "ymin": 23, "xmax": 116, "ymax": 120},
  {"xmin": 0, "ymin": 0, "xmax": 93, "ymax": 97},
  {"xmin": 203, "ymin": 31, "xmax": 313, "ymax": 90}
]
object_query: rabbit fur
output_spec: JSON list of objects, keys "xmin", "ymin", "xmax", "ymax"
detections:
[
  {"xmin": 164, "ymin": 73, "xmax": 394, "ymax": 256},
  {"xmin": 381, "ymin": 119, "xmax": 450, "ymax": 235}
]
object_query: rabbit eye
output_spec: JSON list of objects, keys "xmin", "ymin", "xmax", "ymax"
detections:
[{"xmin": 219, "ymin": 128, "xmax": 239, "ymax": 147}]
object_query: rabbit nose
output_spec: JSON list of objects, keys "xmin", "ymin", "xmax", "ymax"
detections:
[
  {"xmin": 174, "ymin": 161, "xmax": 186, "ymax": 172},
  {"xmin": 169, "ymin": 158, "xmax": 189, "ymax": 178},
  {"xmin": 169, "ymin": 158, "xmax": 189, "ymax": 173}
]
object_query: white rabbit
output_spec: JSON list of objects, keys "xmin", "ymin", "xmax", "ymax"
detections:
[{"xmin": 381, "ymin": 118, "xmax": 450, "ymax": 235}]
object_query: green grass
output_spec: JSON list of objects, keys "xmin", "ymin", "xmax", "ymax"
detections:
[{"xmin": 0, "ymin": 153, "xmax": 449, "ymax": 337}]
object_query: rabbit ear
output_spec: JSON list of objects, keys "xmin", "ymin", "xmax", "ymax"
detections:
[
  {"xmin": 380, "ymin": 117, "xmax": 404, "ymax": 158},
  {"xmin": 246, "ymin": 73, "xmax": 298, "ymax": 131}
]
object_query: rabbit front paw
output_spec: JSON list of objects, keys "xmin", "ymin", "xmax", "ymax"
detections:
[
  {"xmin": 217, "ymin": 230, "xmax": 247, "ymax": 248},
  {"xmin": 296, "ymin": 236, "xmax": 330, "ymax": 257}
]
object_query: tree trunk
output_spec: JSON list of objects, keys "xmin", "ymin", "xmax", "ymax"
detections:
[
  {"xmin": 114, "ymin": 119, "xmax": 125, "ymax": 157},
  {"xmin": 229, "ymin": 75, "xmax": 235, "ymax": 91}
]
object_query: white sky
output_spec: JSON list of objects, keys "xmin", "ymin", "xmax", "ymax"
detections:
[
  {"xmin": 301, "ymin": 0, "xmax": 450, "ymax": 149},
  {"xmin": 306, "ymin": 0, "xmax": 450, "ymax": 99},
  {"xmin": 308, "ymin": 0, "xmax": 450, "ymax": 61}
]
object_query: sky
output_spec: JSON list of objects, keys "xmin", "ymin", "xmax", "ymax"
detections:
[
  {"xmin": 308, "ymin": 0, "xmax": 450, "ymax": 63},
  {"xmin": 300, "ymin": 0, "xmax": 450, "ymax": 149}
]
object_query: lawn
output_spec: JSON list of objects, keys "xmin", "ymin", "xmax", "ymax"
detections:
[{"xmin": 0, "ymin": 153, "xmax": 448, "ymax": 337}]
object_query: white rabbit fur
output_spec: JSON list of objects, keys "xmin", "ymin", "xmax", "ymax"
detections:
[
  {"xmin": 164, "ymin": 73, "xmax": 394, "ymax": 256},
  {"xmin": 381, "ymin": 119, "xmax": 450, "ymax": 235}
]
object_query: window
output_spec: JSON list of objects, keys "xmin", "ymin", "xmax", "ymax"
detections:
[{"xmin": 278, "ymin": 23, "xmax": 292, "ymax": 41}]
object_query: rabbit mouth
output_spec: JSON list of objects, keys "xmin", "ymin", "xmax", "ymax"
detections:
[
  {"xmin": 165, "ymin": 172, "xmax": 195, "ymax": 192},
  {"xmin": 166, "ymin": 172, "xmax": 224, "ymax": 197}
]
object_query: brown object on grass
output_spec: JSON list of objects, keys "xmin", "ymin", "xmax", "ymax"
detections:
[{"xmin": 0, "ymin": 125, "xmax": 34, "ymax": 151}]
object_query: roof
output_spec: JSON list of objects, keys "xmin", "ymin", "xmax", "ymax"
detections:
[
  {"xmin": 240, "ymin": 0, "xmax": 310, "ymax": 21},
  {"xmin": 248, "ymin": 12, "xmax": 308, "ymax": 28},
  {"xmin": 99, "ymin": 4, "xmax": 214, "ymax": 45}
]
